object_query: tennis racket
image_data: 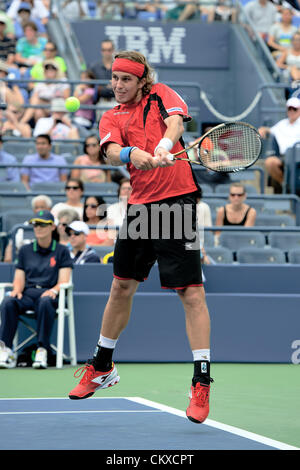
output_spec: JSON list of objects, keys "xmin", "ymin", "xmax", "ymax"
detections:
[{"xmin": 164, "ymin": 122, "xmax": 262, "ymax": 173}]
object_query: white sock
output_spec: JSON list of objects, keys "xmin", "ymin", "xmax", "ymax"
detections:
[
  {"xmin": 98, "ymin": 335, "xmax": 118, "ymax": 350},
  {"xmin": 192, "ymin": 349, "xmax": 210, "ymax": 362}
]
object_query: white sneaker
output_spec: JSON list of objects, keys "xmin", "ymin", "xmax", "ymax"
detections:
[
  {"xmin": 0, "ymin": 341, "xmax": 17, "ymax": 369},
  {"xmin": 32, "ymin": 347, "xmax": 47, "ymax": 369}
]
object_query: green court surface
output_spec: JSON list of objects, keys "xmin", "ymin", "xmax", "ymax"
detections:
[{"xmin": 1, "ymin": 362, "xmax": 299, "ymax": 449}]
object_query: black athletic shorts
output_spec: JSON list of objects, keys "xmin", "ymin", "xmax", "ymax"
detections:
[{"xmin": 113, "ymin": 192, "xmax": 203, "ymax": 289}]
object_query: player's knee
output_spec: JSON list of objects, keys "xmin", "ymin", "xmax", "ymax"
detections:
[
  {"xmin": 178, "ymin": 286, "xmax": 206, "ymax": 309},
  {"xmin": 111, "ymin": 278, "xmax": 137, "ymax": 299}
]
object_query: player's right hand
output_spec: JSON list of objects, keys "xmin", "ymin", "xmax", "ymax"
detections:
[{"xmin": 130, "ymin": 148, "xmax": 159, "ymax": 171}]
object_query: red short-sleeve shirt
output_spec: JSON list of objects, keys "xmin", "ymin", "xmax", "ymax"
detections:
[{"xmin": 99, "ymin": 83, "xmax": 198, "ymax": 204}]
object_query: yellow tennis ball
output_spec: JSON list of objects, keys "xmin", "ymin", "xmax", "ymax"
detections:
[{"xmin": 65, "ymin": 96, "xmax": 80, "ymax": 112}]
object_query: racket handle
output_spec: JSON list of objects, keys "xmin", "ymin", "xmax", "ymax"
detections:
[{"xmin": 153, "ymin": 153, "xmax": 174, "ymax": 161}]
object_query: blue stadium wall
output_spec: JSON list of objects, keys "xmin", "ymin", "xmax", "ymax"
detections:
[
  {"xmin": 1, "ymin": 263, "xmax": 299, "ymax": 364},
  {"xmin": 71, "ymin": 20, "xmax": 285, "ymax": 130}
]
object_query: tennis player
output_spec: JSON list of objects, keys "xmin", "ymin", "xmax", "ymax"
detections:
[{"xmin": 69, "ymin": 51, "xmax": 213, "ymax": 424}]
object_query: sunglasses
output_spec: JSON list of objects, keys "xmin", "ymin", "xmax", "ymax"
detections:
[
  {"xmin": 68, "ymin": 231, "xmax": 82, "ymax": 237},
  {"xmin": 44, "ymin": 65, "xmax": 57, "ymax": 71},
  {"xmin": 85, "ymin": 203, "xmax": 98, "ymax": 208},
  {"xmin": 86, "ymin": 143, "xmax": 98, "ymax": 147},
  {"xmin": 287, "ymin": 106, "xmax": 298, "ymax": 112},
  {"xmin": 230, "ymin": 193, "xmax": 245, "ymax": 197},
  {"xmin": 65, "ymin": 186, "xmax": 80, "ymax": 190},
  {"xmin": 58, "ymin": 222, "xmax": 68, "ymax": 226},
  {"xmin": 31, "ymin": 221, "xmax": 52, "ymax": 227}
]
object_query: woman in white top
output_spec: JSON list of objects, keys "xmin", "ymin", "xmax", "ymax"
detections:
[
  {"xmin": 106, "ymin": 178, "xmax": 132, "ymax": 227},
  {"xmin": 51, "ymin": 178, "xmax": 84, "ymax": 220},
  {"xmin": 277, "ymin": 31, "xmax": 300, "ymax": 81}
]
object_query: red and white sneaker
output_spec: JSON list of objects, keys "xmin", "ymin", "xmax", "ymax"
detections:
[
  {"xmin": 69, "ymin": 362, "xmax": 120, "ymax": 400},
  {"xmin": 186, "ymin": 380, "xmax": 213, "ymax": 424}
]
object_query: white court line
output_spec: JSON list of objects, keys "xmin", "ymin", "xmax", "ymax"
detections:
[
  {"xmin": 0, "ymin": 410, "xmax": 161, "ymax": 415},
  {"xmin": 126, "ymin": 397, "xmax": 300, "ymax": 451},
  {"xmin": 0, "ymin": 397, "xmax": 299, "ymax": 450}
]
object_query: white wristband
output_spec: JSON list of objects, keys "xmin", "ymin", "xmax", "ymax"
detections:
[{"xmin": 154, "ymin": 137, "xmax": 173, "ymax": 154}]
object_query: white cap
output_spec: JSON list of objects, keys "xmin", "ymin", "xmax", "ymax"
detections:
[
  {"xmin": 286, "ymin": 97, "xmax": 300, "ymax": 108},
  {"xmin": 66, "ymin": 221, "xmax": 89, "ymax": 235}
]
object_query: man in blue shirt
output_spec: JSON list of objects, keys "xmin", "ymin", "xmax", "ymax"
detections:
[
  {"xmin": 0, "ymin": 210, "xmax": 73, "ymax": 369},
  {"xmin": 0, "ymin": 136, "xmax": 20, "ymax": 182},
  {"xmin": 20, "ymin": 134, "xmax": 68, "ymax": 189}
]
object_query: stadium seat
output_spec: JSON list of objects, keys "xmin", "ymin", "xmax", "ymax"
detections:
[
  {"xmin": 199, "ymin": 183, "xmax": 214, "ymax": 195},
  {"xmin": 205, "ymin": 246, "xmax": 233, "ymax": 264},
  {"xmin": 31, "ymin": 182, "xmax": 66, "ymax": 193},
  {"xmin": 236, "ymin": 247, "xmax": 286, "ymax": 264},
  {"xmin": 52, "ymin": 141, "xmax": 84, "ymax": 157},
  {"xmin": 202, "ymin": 230, "xmax": 215, "ymax": 247},
  {"xmin": 0, "ymin": 196, "xmax": 32, "ymax": 212},
  {"xmin": 0, "ymin": 182, "xmax": 27, "ymax": 192},
  {"xmin": 219, "ymin": 231, "xmax": 266, "ymax": 251},
  {"xmin": 288, "ymin": 248, "xmax": 300, "ymax": 264},
  {"xmin": 2, "ymin": 141, "xmax": 36, "ymax": 159},
  {"xmin": 202, "ymin": 198, "xmax": 225, "ymax": 214},
  {"xmin": 268, "ymin": 232, "xmax": 300, "ymax": 251},
  {"xmin": 0, "ymin": 210, "xmax": 34, "ymax": 234},
  {"xmin": 255, "ymin": 214, "xmax": 296, "ymax": 227},
  {"xmin": 92, "ymin": 245, "xmax": 114, "ymax": 260},
  {"xmin": 84, "ymin": 182, "xmax": 119, "ymax": 194},
  {"xmin": 215, "ymin": 183, "xmax": 258, "ymax": 195}
]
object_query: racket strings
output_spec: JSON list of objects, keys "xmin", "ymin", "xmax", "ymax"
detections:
[{"xmin": 198, "ymin": 124, "xmax": 261, "ymax": 172}]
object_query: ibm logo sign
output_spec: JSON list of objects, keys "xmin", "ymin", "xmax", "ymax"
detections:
[{"xmin": 105, "ymin": 26, "xmax": 186, "ymax": 64}]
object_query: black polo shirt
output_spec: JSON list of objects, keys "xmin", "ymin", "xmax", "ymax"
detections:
[{"xmin": 16, "ymin": 240, "xmax": 73, "ymax": 289}]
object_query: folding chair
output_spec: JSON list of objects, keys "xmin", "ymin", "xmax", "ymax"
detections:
[{"xmin": 0, "ymin": 278, "xmax": 77, "ymax": 368}]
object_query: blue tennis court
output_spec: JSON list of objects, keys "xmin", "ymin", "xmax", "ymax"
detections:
[{"xmin": 0, "ymin": 397, "xmax": 295, "ymax": 450}]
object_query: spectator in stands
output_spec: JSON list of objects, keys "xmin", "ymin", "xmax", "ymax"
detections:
[
  {"xmin": 33, "ymin": 98, "xmax": 80, "ymax": 140},
  {"xmin": 83, "ymin": 195, "xmax": 115, "ymax": 246},
  {"xmin": 51, "ymin": 178, "xmax": 84, "ymax": 220},
  {"xmin": 214, "ymin": 182, "xmax": 257, "ymax": 239},
  {"xmin": 56, "ymin": 208, "xmax": 79, "ymax": 246},
  {"xmin": 14, "ymin": 21, "xmax": 47, "ymax": 70},
  {"xmin": 267, "ymin": 7, "xmax": 297, "ymax": 58},
  {"xmin": 0, "ymin": 210, "xmax": 73, "ymax": 369},
  {"xmin": 0, "ymin": 12, "xmax": 15, "ymax": 39},
  {"xmin": 134, "ymin": 1, "xmax": 163, "ymax": 21},
  {"xmin": 3, "ymin": 193, "xmax": 53, "ymax": 262},
  {"xmin": 7, "ymin": 0, "xmax": 50, "ymax": 26},
  {"xmin": 276, "ymin": 31, "xmax": 300, "ymax": 87},
  {"xmin": 244, "ymin": 0, "xmax": 277, "ymax": 41},
  {"xmin": 1, "ymin": 102, "xmax": 31, "ymax": 137},
  {"xmin": 71, "ymin": 134, "xmax": 111, "ymax": 183},
  {"xmin": 165, "ymin": 0, "xmax": 201, "ymax": 21},
  {"xmin": 72, "ymin": 70, "xmax": 97, "ymax": 130},
  {"xmin": 213, "ymin": 0, "xmax": 237, "ymax": 23},
  {"xmin": 59, "ymin": 0, "xmax": 89, "ymax": 20},
  {"xmin": 258, "ymin": 96, "xmax": 300, "ymax": 193},
  {"xmin": 0, "ymin": 60, "xmax": 25, "ymax": 105},
  {"xmin": 0, "ymin": 15, "xmax": 16, "ymax": 62},
  {"xmin": 106, "ymin": 178, "xmax": 131, "ymax": 227},
  {"xmin": 20, "ymin": 134, "xmax": 69, "ymax": 190},
  {"xmin": 21, "ymin": 60, "xmax": 70, "ymax": 124},
  {"xmin": 96, "ymin": 0, "xmax": 123, "ymax": 20},
  {"xmin": 13, "ymin": 2, "xmax": 47, "ymax": 39},
  {"xmin": 89, "ymin": 39, "xmax": 117, "ymax": 117},
  {"xmin": 30, "ymin": 41, "xmax": 67, "ymax": 81},
  {"xmin": 66, "ymin": 220, "xmax": 101, "ymax": 264},
  {"xmin": 0, "ymin": 134, "xmax": 20, "ymax": 182}
]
